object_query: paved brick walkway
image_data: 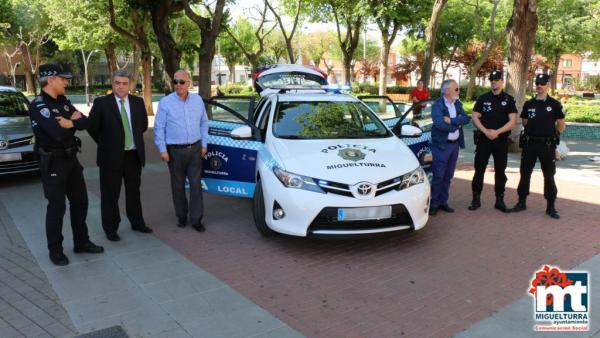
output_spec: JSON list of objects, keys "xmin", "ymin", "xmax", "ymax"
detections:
[{"xmin": 0, "ymin": 200, "xmax": 77, "ymax": 338}]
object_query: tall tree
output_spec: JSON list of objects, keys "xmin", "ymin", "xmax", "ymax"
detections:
[
  {"xmin": 536, "ymin": 0, "xmax": 595, "ymax": 92},
  {"xmin": 108, "ymin": 0, "xmax": 154, "ymax": 115},
  {"xmin": 224, "ymin": 10, "xmax": 276, "ymax": 85},
  {"xmin": 265, "ymin": 0, "xmax": 303, "ymax": 64},
  {"xmin": 219, "ymin": 35, "xmax": 246, "ymax": 83},
  {"xmin": 303, "ymin": 31, "xmax": 336, "ymax": 67},
  {"xmin": 421, "ymin": 0, "xmax": 448, "ymax": 88},
  {"xmin": 183, "ymin": 0, "xmax": 227, "ymax": 99},
  {"xmin": 327, "ymin": 0, "xmax": 363, "ymax": 84},
  {"xmin": 505, "ymin": 0, "xmax": 537, "ymax": 151}
]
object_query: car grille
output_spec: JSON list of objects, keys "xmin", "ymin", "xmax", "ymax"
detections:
[
  {"xmin": 0, "ymin": 152, "xmax": 39, "ymax": 175},
  {"xmin": 6, "ymin": 136, "xmax": 34, "ymax": 149},
  {"xmin": 307, "ymin": 204, "xmax": 413, "ymax": 234},
  {"xmin": 317, "ymin": 175, "xmax": 404, "ymax": 198}
]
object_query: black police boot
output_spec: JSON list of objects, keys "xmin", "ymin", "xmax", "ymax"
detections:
[
  {"xmin": 494, "ymin": 193, "xmax": 508, "ymax": 212},
  {"xmin": 546, "ymin": 200, "xmax": 560, "ymax": 219},
  {"xmin": 468, "ymin": 192, "xmax": 481, "ymax": 210},
  {"xmin": 74, "ymin": 241, "xmax": 105, "ymax": 254},
  {"xmin": 49, "ymin": 250, "xmax": 69, "ymax": 266},
  {"xmin": 511, "ymin": 198, "xmax": 527, "ymax": 212}
]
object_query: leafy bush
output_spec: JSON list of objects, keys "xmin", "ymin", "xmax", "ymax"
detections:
[
  {"xmin": 215, "ymin": 83, "xmax": 254, "ymax": 95},
  {"xmin": 564, "ymin": 104, "xmax": 600, "ymax": 123}
]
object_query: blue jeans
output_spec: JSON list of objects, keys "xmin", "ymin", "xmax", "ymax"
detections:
[{"xmin": 430, "ymin": 142, "xmax": 459, "ymax": 208}]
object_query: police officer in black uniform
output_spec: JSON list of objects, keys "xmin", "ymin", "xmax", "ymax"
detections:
[
  {"xmin": 29, "ymin": 64, "xmax": 104, "ymax": 266},
  {"xmin": 468, "ymin": 70, "xmax": 517, "ymax": 212},
  {"xmin": 511, "ymin": 73, "xmax": 566, "ymax": 219}
]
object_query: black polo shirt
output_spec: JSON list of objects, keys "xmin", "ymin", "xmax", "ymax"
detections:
[
  {"xmin": 520, "ymin": 95, "xmax": 565, "ymax": 137},
  {"xmin": 473, "ymin": 91, "xmax": 517, "ymax": 137}
]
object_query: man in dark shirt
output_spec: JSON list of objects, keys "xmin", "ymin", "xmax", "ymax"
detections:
[
  {"xmin": 468, "ymin": 70, "xmax": 517, "ymax": 212},
  {"xmin": 510, "ymin": 74, "xmax": 566, "ymax": 219},
  {"xmin": 29, "ymin": 64, "xmax": 104, "ymax": 266}
]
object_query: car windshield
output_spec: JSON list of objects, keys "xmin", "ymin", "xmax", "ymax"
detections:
[
  {"xmin": 273, "ymin": 101, "xmax": 391, "ymax": 139},
  {"xmin": 0, "ymin": 92, "xmax": 29, "ymax": 117}
]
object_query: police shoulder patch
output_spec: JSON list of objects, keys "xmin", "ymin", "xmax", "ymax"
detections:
[{"xmin": 40, "ymin": 108, "xmax": 50, "ymax": 118}]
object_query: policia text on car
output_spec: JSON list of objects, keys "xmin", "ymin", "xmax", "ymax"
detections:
[
  {"xmin": 510, "ymin": 73, "xmax": 566, "ymax": 219},
  {"xmin": 29, "ymin": 64, "xmax": 104, "ymax": 266}
]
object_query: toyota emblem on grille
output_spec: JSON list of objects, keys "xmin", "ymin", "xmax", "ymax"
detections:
[
  {"xmin": 0, "ymin": 140, "xmax": 7, "ymax": 150},
  {"xmin": 357, "ymin": 183, "xmax": 372, "ymax": 195}
]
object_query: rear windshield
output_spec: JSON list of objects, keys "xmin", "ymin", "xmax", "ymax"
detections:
[
  {"xmin": 0, "ymin": 92, "xmax": 29, "ymax": 117},
  {"xmin": 257, "ymin": 72, "xmax": 326, "ymax": 90}
]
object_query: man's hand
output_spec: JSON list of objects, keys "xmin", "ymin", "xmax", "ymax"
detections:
[
  {"xmin": 487, "ymin": 129, "xmax": 499, "ymax": 140},
  {"xmin": 201, "ymin": 147, "xmax": 207, "ymax": 157},
  {"xmin": 55, "ymin": 116, "xmax": 74, "ymax": 129},
  {"xmin": 443, "ymin": 116, "xmax": 451, "ymax": 124},
  {"xmin": 160, "ymin": 152, "xmax": 170, "ymax": 162},
  {"xmin": 71, "ymin": 111, "xmax": 82, "ymax": 120}
]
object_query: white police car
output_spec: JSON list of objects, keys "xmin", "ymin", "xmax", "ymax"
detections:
[{"xmin": 202, "ymin": 65, "xmax": 431, "ymax": 237}]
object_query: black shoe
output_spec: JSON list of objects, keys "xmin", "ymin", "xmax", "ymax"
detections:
[
  {"xmin": 510, "ymin": 199, "xmax": 527, "ymax": 212},
  {"xmin": 177, "ymin": 217, "xmax": 187, "ymax": 228},
  {"xmin": 546, "ymin": 200, "xmax": 560, "ymax": 219},
  {"xmin": 494, "ymin": 194, "xmax": 508, "ymax": 212},
  {"xmin": 74, "ymin": 241, "xmax": 105, "ymax": 254},
  {"xmin": 132, "ymin": 225, "xmax": 153, "ymax": 233},
  {"xmin": 468, "ymin": 193, "xmax": 481, "ymax": 211},
  {"xmin": 192, "ymin": 222, "xmax": 206, "ymax": 232},
  {"xmin": 49, "ymin": 250, "xmax": 69, "ymax": 266},
  {"xmin": 438, "ymin": 205, "xmax": 455, "ymax": 213},
  {"xmin": 428, "ymin": 207, "xmax": 438, "ymax": 216},
  {"xmin": 106, "ymin": 232, "xmax": 120, "ymax": 241},
  {"xmin": 546, "ymin": 208, "xmax": 560, "ymax": 219}
]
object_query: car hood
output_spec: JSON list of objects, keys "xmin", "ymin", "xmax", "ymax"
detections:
[
  {"xmin": 271, "ymin": 137, "xmax": 420, "ymax": 184},
  {"xmin": 0, "ymin": 117, "xmax": 33, "ymax": 140}
]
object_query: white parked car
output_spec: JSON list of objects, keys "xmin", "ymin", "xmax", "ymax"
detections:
[{"xmin": 202, "ymin": 65, "xmax": 431, "ymax": 237}]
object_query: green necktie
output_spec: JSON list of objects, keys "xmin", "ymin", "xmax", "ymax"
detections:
[{"xmin": 119, "ymin": 98, "xmax": 133, "ymax": 150}]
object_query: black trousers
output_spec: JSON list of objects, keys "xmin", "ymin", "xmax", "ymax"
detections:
[
  {"xmin": 517, "ymin": 140, "xmax": 557, "ymax": 201},
  {"xmin": 167, "ymin": 142, "xmax": 204, "ymax": 223},
  {"xmin": 471, "ymin": 135, "xmax": 508, "ymax": 195},
  {"xmin": 99, "ymin": 150, "xmax": 145, "ymax": 235},
  {"xmin": 39, "ymin": 155, "xmax": 89, "ymax": 252}
]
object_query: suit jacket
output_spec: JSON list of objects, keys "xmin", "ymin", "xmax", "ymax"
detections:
[
  {"xmin": 88, "ymin": 94, "xmax": 148, "ymax": 169},
  {"xmin": 431, "ymin": 97, "xmax": 470, "ymax": 150}
]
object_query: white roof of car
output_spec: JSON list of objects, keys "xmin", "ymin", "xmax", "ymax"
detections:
[
  {"xmin": 0, "ymin": 86, "xmax": 19, "ymax": 92},
  {"xmin": 257, "ymin": 64, "xmax": 324, "ymax": 78},
  {"xmin": 275, "ymin": 92, "xmax": 360, "ymax": 102}
]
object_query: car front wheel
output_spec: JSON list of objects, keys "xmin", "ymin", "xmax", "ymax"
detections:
[{"xmin": 252, "ymin": 179, "xmax": 275, "ymax": 236}]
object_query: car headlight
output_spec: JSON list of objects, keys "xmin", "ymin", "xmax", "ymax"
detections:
[
  {"xmin": 273, "ymin": 166, "xmax": 325, "ymax": 193},
  {"xmin": 397, "ymin": 167, "xmax": 426, "ymax": 190}
]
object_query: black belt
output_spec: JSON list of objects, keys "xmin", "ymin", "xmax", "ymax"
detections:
[
  {"xmin": 447, "ymin": 139, "xmax": 459, "ymax": 144},
  {"xmin": 526, "ymin": 135, "xmax": 552, "ymax": 141},
  {"xmin": 167, "ymin": 140, "xmax": 200, "ymax": 149},
  {"xmin": 40, "ymin": 147, "xmax": 77, "ymax": 157}
]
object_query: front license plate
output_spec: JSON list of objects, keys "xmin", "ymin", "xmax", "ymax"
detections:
[
  {"xmin": 0, "ymin": 153, "xmax": 21, "ymax": 162},
  {"xmin": 337, "ymin": 206, "xmax": 392, "ymax": 221}
]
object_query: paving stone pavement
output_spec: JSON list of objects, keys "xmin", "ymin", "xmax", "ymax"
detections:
[
  {"xmin": 0, "ymin": 171, "xmax": 302, "ymax": 338},
  {"xmin": 0, "ymin": 199, "xmax": 78, "ymax": 338}
]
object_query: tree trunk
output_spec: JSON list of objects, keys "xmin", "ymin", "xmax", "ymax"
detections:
[
  {"xmin": 343, "ymin": 55, "xmax": 352, "ymax": 85},
  {"xmin": 105, "ymin": 42, "xmax": 118, "ymax": 81},
  {"xmin": 550, "ymin": 53, "xmax": 560, "ymax": 93},
  {"xmin": 197, "ymin": 57, "xmax": 213, "ymax": 103},
  {"xmin": 131, "ymin": 44, "xmax": 141, "ymax": 92},
  {"xmin": 378, "ymin": 41, "xmax": 391, "ymax": 95},
  {"xmin": 19, "ymin": 45, "xmax": 36, "ymax": 94},
  {"xmin": 505, "ymin": 0, "xmax": 538, "ymax": 152},
  {"xmin": 141, "ymin": 50, "xmax": 154, "ymax": 115},
  {"xmin": 421, "ymin": 0, "xmax": 448, "ymax": 89},
  {"xmin": 228, "ymin": 63, "xmax": 236, "ymax": 83},
  {"xmin": 149, "ymin": 4, "xmax": 182, "ymax": 91}
]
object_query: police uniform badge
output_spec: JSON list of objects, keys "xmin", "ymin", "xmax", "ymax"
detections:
[
  {"xmin": 501, "ymin": 101, "xmax": 507, "ymax": 106},
  {"xmin": 52, "ymin": 108, "xmax": 60, "ymax": 114},
  {"xmin": 64, "ymin": 105, "xmax": 70, "ymax": 112},
  {"xmin": 546, "ymin": 106, "xmax": 552, "ymax": 112},
  {"xmin": 40, "ymin": 108, "xmax": 51, "ymax": 118}
]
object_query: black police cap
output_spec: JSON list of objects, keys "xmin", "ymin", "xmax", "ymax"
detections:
[
  {"xmin": 489, "ymin": 70, "xmax": 503, "ymax": 81},
  {"xmin": 535, "ymin": 73, "xmax": 550, "ymax": 84},
  {"xmin": 39, "ymin": 64, "xmax": 72, "ymax": 79}
]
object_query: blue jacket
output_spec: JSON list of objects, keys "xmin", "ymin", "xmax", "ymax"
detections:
[{"xmin": 431, "ymin": 97, "xmax": 471, "ymax": 149}]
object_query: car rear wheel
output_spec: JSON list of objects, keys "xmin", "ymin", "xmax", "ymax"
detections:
[{"xmin": 253, "ymin": 179, "xmax": 275, "ymax": 236}]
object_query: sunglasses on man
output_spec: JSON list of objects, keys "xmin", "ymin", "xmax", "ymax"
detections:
[
  {"xmin": 535, "ymin": 82, "xmax": 547, "ymax": 86},
  {"xmin": 173, "ymin": 79, "xmax": 188, "ymax": 85}
]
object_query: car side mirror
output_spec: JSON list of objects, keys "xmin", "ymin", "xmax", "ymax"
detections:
[
  {"xmin": 230, "ymin": 125, "xmax": 253, "ymax": 140},
  {"xmin": 400, "ymin": 124, "xmax": 423, "ymax": 138}
]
